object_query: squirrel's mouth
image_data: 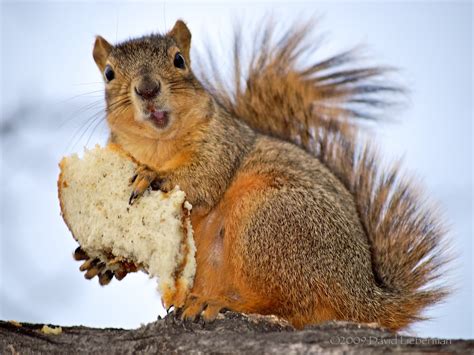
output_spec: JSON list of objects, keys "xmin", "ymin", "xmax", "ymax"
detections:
[{"xmin": 145, "ymin": 108, "xmax": 169, "ymax": 129}]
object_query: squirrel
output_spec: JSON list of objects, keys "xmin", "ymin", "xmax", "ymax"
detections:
[{"xmin": 74, "ymin": 19, "xmax": 450, "ymax": 331}]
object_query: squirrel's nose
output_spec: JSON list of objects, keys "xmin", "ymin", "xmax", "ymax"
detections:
[{"xmin": 134, "ymin": 77, "xmax": 160, "ymax": 100}]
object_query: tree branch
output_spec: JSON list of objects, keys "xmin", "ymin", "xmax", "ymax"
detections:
[{"xmin": 1, "ymin": 312, "xmax": 472, "ymax": 354}]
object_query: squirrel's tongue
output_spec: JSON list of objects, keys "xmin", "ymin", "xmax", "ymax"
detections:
[{"xmin": 150, "ymin": 110, "xmax": 169, "ymax": 128}]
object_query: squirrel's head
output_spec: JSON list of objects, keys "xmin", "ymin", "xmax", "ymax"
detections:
[{"xmin": 93, "ymin": 20, "xmax": 210, "ymax": 140}]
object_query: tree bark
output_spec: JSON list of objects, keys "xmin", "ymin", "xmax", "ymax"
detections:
[{"xmin": 1, "ymin": 312, "xmax": 472, "ymax": 354}]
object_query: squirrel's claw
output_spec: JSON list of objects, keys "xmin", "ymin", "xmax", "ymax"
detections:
[
  {"xmin": 129, "ymin": 166, "xmax": 159, "ymax": 205},
  {"xmin": 84, "ymin": 264, "xmax": 102, "ymax": 279},
  {"xmin": 79, "ymin": 258, "xmax": 95, "ymax": 272},
  {"xmin": 129, "ymin": 191, "xmax": 139, "ymax": 205},
  {"xmin": 98, "ymin": 270, "xmax": 114, "ymax": 286},
  {"xmin": 113, "ymin": 266, "xmax": 128, "ymax": 280},
  {"xmin": 73, "ymin": 246, "xmax": 88, "ymax": 261},
  {"xmin": 129, "ymin": 173, "xmax": 138, "ymax": 185}
]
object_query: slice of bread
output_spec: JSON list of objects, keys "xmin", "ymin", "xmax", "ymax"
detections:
[{"xmin": 58, "ymin": 144, "xmax": 196, "ymax": 307}]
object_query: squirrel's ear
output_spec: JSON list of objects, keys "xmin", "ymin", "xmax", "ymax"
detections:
[
  {"xmin": 168, "ymin": 20, "xmax": 192, "ymax": 62},
  {"xmin": 93, "ymin": 36, "xmax": 113, "ymax": 71}
]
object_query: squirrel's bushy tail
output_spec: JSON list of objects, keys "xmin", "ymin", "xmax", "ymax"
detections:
[{"xmin": 197, "ymin": 20, "xmax": 450, "ymax": 330}]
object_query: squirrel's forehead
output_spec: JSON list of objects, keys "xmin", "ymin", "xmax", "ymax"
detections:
[{"xmin": 111, "ymin": 35, "xmax": 175, "ymax": 62}]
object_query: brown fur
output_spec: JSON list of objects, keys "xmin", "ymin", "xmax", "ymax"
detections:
[{"xmin": 89, "ymin": 19, "xmax": 450, "ymax": 331}]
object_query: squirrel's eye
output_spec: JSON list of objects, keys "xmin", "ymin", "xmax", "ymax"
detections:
[
  {"xmin": 173, "ymin": 53, "xmax": 185, "ymax": 69},
  {"xmin": 104, "ymin": 65, "xmax": 115, "ymax": 82}
]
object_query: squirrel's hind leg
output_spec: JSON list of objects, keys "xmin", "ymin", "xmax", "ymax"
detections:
[{"xmin": 179, "ymin": 174, "xmax": 282, "ymax": 323}]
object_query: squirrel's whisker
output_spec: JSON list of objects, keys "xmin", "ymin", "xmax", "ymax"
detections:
[
  {"xmin": 57, "ymin": 99, "xmax": 105, "ymax": 130},
  {"xmin": 66, "ymin": 110, "xmax": 106, "ymax": 152}
]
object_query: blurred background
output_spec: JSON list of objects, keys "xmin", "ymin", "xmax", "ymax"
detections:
[{"xmin": 0, "ymin": 0, "xmax": 472, "ymax": 339}]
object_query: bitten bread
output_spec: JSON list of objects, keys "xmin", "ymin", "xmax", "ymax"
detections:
[{"xmin": 58, "ymin": 144, "xmax": 196, "ymax": 305}]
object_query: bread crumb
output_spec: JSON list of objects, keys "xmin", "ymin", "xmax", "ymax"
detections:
[
  {"xmin": 41, "ymin": 325, "xmax": 62, "ymax": 335},
  {"xmin": 8, "ymin": 320, "xmax": 22, "ymax": 327}
]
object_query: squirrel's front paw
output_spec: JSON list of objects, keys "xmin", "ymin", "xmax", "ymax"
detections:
[{"xmin": 128, "ymin": 165, "xmax": 163, "ymax": 205}]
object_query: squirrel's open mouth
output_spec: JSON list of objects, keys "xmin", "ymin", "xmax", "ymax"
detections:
[{"xmin": 147, "ymin": 109, "xmax": 169, "ymax": 129}]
